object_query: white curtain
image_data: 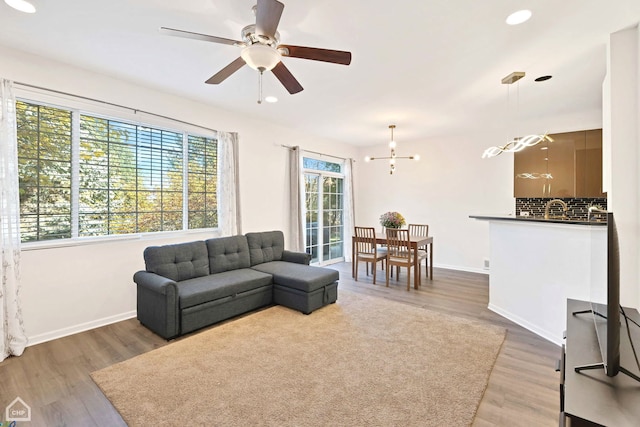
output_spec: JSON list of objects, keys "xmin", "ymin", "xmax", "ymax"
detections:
[
  {"xmin": 217, "ymin": 131, "xmax": 241, "ymax": 236},
  {"xmin": 0, "ymin": 79, "xmax": 27, "ymax": 361},
  {"xmin": 288, "ymin": 146, "xmax": 304, "ymax": 252},
  {"xmin": 343, "ymin": 158, "xmax": 355, "ymax": 262}
]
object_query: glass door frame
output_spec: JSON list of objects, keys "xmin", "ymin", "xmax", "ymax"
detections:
[{"xmin": 302, "ymin": 157, "xmax": 345, "ymax": 266}]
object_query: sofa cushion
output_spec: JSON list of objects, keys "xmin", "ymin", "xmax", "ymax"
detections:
[
  {"xmin": 206, "ymin": 235, "xmax": 251, "ymax": 274},
  {"xmin": 176, "ymin": 268, "xmax": 273, "ymax": 309},
  {"xmin": 144, "ymin": 241, "xmax": 209, "ymax": 282},
  {"xmin": 246, "ymin": 230, "xmax": 285, "ymax": 266},
  {"xmin": 251, "ymin": 261, "xmax": 339, "ymax": 293}
]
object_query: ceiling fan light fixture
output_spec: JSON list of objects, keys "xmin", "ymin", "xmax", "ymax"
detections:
[
  {"xmin": 241, "ymin": 44, "xmax": 281, "ymax": 72},
  {"xmin": 4, "ymin": 0, "xmax": 36, "ymax": 13},
  {"xmin": 506, "ymin": 9, "xmax": 532, "ymax": 26}
]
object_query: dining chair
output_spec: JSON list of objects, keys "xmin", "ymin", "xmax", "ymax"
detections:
[
  {"xmin": 353, "ymin": 226, "xmax": 386, "ymax": 284},
  {"xmin": 408, "ymin": 223, "xmax": 429, "ymax": 279},
  {"xmin": 385, "ymin": 228, "xmax": 415, "ymax": 291}
]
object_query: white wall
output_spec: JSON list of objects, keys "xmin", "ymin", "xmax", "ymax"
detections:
[
  {"xmin": 604, "ymin": 25, "xmax": 640, "ymax": 309},
  {"xmin": 355, "ymin": 110, "xmax": 602, "ymax": 273},
  {"xmin": 0, "ymin": 45, "xmax": 359, "ymax": 344}
]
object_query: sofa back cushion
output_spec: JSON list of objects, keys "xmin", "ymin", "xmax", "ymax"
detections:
[
  {"xmin": 144, "ymin": 241, "xmax": 209, "ymax": 282},
  {"xmin": 245, "ymin": 230, "xmax": 285, "ymax": 266},
  {"xmin": 206, "ymin": 235, "xmax": 251, "ymax": 274}
]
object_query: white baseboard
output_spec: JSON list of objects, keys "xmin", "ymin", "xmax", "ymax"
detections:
[
  {"xmin": 488, "ymin": 303, "xmax": 563, "ymax": 346},
  {"xmin": 27, "ymin": 311, "xmax": 137, "ymax": 347},
  {"xmin": 435, "ymin": 263, "xmax": 489, "ymax": 275}
]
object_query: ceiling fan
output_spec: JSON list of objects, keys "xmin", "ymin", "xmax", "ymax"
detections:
[{"xmin": 160, "ymin": 0, "xmax": 352, "ymax": 99}]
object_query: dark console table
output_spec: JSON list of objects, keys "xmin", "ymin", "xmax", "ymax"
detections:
[{"xmin": 560, "ymin": 299, "xmax": 640, "ymax": 426}]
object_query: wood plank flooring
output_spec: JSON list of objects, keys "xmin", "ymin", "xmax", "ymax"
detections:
[{"xmin": 0, "ymin": 263, "xmax": 560, "ymax": 426}]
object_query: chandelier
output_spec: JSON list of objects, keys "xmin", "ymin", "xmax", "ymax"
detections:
[
  {"xmin": 364, "ymin": 125, "xmax": 420, "ymax": 175},
  {"xmin": 482, "ymin": 71, "xmax": 552, "ymax": 158}
]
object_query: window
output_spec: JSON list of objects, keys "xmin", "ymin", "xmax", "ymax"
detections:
[
  {"xmin": 17, "ymin": 102, "xmax": 72, "ymax": 241},
  {"xmin": 16, "ymin": 99, "xmax": 219, "ymax": 243},
  {"xmin": 188, "ymin": 135, "xmax": 218, "ymax": 229}
]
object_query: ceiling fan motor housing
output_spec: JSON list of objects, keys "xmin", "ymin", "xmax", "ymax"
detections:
[{"xmin": 242, "ymin": 25, "xmax": 280, "ymax": 47}]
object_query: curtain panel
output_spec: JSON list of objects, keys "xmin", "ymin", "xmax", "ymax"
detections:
[
  {"xmin": 0, "ymin": 79, "xmax": 27, "ymax": 361},
  {"xmin": 288, "ymin": 146, "xmax": 304, "ymax": 252},
  {"xmin": 343, "ymin": 158, "xmax": 355, "ymax": 262},
  {"xmin": 217, "ymin": 131, "xmax": 241, "ymax": 236}
]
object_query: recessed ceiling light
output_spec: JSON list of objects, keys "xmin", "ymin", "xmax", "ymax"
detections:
[
  {"xmin": 535, "ymin": 75, "xmax": 552, "ymax": 82},
  {"xmin": 264, "ymin": 96, "xmax": 278, "ymax": 103},
  {"xmin": 506, "ymin": 9, "xmax": 531, "ymax": 25},
  {"xmin": 4, "ymin": 0, "xmax": 36, "ymax": 13}
]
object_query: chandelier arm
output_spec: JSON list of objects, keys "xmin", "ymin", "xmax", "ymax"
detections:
[{"xmin": 367, "ymin": 156, "xmax": 416, "ymax": 160}]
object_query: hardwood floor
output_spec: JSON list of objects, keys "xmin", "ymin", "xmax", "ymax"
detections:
[{"xmin": 0, "ymin": 263, "xmax": 560, "ymax": 426}]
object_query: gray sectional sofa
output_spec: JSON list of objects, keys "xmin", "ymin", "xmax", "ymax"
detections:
[{"xmin": 133, "ymin": 230, "xmax": 339, "ymax": 339}]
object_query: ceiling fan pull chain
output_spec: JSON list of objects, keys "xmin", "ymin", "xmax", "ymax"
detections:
[{"xmin": 257, "ymin": 70, "xmax": 264, "ymax": 104}]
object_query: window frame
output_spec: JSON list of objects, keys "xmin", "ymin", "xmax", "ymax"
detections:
[{"xmin": 16, "ymin": 97, "xmax": 220, "ymax": 249}]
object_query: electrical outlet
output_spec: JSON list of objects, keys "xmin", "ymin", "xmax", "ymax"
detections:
[{"xmin": 483, "ymin": 259, "xmax": 490, "ymax": 269}]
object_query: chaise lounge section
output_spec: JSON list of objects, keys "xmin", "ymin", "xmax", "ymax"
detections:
[{"xmin": 133, "ymin": 230, "xmax": 338, "ymax": 339}]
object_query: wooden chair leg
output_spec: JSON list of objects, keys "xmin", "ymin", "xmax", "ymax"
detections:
[
  {"xmin": 385, "ymin": 262, "xmax": 390, "ymax": 287},
  {"xmin": 372, "ymin": 260, "xmax": 377, "ymax": 284},
  {"xmin": 354, "ymin": 258, "xmax": 359, "ymax": 282},
  {"xmin": 406, "ymin": 267, "xmax": 411, "ymax": 291}
]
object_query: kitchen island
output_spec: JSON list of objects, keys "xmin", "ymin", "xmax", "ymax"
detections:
[{"xmin": 470, "ymin": 214, "xmax": 606, "ymax": 345}]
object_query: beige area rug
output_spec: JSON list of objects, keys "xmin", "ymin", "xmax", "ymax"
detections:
[{"xmin": 91, "ymin": 290, "xmax": 505, "ymax": 426}]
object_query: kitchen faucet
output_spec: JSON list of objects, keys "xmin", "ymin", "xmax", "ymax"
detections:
[
  {"xmin": 588, "ymin": 205, "xmax": 607, "ymax": 221},
  {"xmin": 544, "ymin": 199, "xmax": 568, "ymax": 219}
]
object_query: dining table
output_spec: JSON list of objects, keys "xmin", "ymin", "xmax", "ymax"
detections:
[{"xmin": 351, "ymin": 232, "xmax": 433, "ymax": 289}]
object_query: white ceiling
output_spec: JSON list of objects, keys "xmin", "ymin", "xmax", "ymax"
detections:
[{"xmin": 1, "ymin": 0, "xmax": 639, "ymax": 146}]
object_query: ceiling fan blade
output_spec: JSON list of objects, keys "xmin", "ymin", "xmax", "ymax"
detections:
[
  {"xmin": 160, "ymin": 27, "xmax": 243, "ymax": 47},
  {"xmin": 255, "ymin": 0, "xmax": 284, "ymax": 39},
  {"xmin": 279, "ymin": 45, "xmax": 352, "ymax": 65},
  {"xmin": 205, "ymin": 57, "xmax": 246, "ymax": 84},
  {"xmin": 271, "ymin": 62, "xmax": 303, "ymax": 94}
]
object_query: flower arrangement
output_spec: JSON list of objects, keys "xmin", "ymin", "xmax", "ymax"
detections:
[{"xmin": 380, "ymin": 211, "xmax": 406, "ymax": 229}]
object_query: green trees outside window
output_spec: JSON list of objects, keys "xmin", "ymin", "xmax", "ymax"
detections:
[
  {"xmin": 17, "ymin": 102, "xmax": 72, "ymax": 241},
  {"xmin": 16, "ymin": 100, "xmax": 218, "ymax": 243}
]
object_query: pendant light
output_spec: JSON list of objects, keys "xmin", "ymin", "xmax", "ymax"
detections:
[
  {"xmin": 364, "ymin": 125, "xmax": 420, "ymax": 175},
  {"xmin": 482, "ymin": 72, "xmax": 553, "ymax": 158}
]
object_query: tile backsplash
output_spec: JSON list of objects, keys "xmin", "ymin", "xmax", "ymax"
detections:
[{"xmin": 515, "ymin": 197, "xmax": 607, "ymax": 220}]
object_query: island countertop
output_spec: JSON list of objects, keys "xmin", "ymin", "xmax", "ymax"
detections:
[{"xmin": 469, "ymin": 214, "xmax": 606, "ymax": 226}]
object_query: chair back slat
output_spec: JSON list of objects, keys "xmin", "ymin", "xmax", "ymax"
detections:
[
  {"xmin": 385, "ymin": 228, "xmax": 411, "ymax": 259},
  {"xmin": 354, "ymin": 226, "xmax": 377, "ymax": 254},
  {"xmin": 408, "ymin": 223, "xmax": 429, "ymax": 238}
]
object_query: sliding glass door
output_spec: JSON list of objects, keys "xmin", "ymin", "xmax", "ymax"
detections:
[{"xmin": 303, "ymin": 157, "xmax": 344, "ymax": 265}]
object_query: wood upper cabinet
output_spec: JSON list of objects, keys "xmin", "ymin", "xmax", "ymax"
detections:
[
  {"xmin": 513, "ymin": 137, "xmax": 551, "ymax": 197},
  {"xmin": 575, "ymin": 129, "xmax": 605, "ymax": 198},
  {"xmin": 514, "ymin": 129, "xmax": 604, "ymax": 198}
]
